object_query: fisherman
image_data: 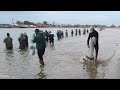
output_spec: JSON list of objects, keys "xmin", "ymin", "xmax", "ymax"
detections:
[
  {"xmin": 18, "ymin": 33, "xmax": 26, "ymax": 49},
  {"xmin": 3, "ymin": 33, "xmax": 13, "ymax": 50},
  {"xmin": 49, "ymin": 32, "xmax": 54, "ymax": 46},
  {"xmin": 78, "ymin": 29, "xmax": 81, "ymax": 35},
  {"xmin": 33, "ymin": 29, "xmax": 46, "ymax": 67},
  {"xmin": 87, "ymin": 27, "xmax": 99, "ymax": 60},
  {"xmin": 83, "ymin": 28, "xmax": 86, "ymax": 35},
  {"xmin": 56, "ymin": 30, "xmax": 61, "ymax": 40},
  {"xmin": 65, "ymin": 30, "xmax": 68, "ymax": 37},
  {"xmin": 24, "ymin": 32, "xmax": 28, "ymax": 48},
  {"xmin": 71, "ymin": 30, "xmax": 74, "ymax": 36},
  {"xmin": 75, "ymin": 29, "xmax": 77, "ymax": 36},
  {"xmin": 87, "ymin": 29, "xmax": 89, "ymax": 33},
  {"xmin": 61, "ymin": 31, "xmax": 64, "ymax": 38},
  {"xmin": 45, "ymin": 30, "xmax": 49, "ymax": 42}
]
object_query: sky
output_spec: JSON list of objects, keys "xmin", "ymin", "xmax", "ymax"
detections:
[{"xmin": 0, "ymin": 11, "xmax": 120, "ymax": 26}]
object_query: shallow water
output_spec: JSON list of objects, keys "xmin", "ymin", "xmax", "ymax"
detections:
[{"xmin": 0, "ymin": 28, "xmax": 120, "ymax": 79}]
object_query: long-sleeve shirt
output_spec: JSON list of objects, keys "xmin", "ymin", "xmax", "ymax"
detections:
[
  {"xmin": 87, "ymin": 30, "xmax": 99, "ymax": 46},
  {"xmin": 33, "ymin": 32, "xmax": 46, "ymax": 50}
]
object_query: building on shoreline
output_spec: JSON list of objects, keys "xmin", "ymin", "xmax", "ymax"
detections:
[{"xmin": 0, "ymin": 23, "xmax": 108, "ymax": 28}]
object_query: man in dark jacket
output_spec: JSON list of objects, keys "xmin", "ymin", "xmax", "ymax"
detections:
[
  {"xmin": 87, "ymin": 27, "xmax": 99, "ymax": 60},
  {"xmin": 33, "ymin": 29, "xmax": 46, "ymax": 67}
]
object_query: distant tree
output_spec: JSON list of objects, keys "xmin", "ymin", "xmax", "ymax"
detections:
[
  {"xmin": 23, "ymin": 21, "xmax": 36, "ymax": 25},
  {"xmin": 43, "ymin": 21, "xmax": 48, "ymax": 25},
  {"xmin": 16, "ymin": 21, "xmax": 22, "ymax": 25}
]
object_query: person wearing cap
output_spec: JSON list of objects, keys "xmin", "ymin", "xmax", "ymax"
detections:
[
  {"xmin": 3, "ymin": 33, "xmax": 13, "ymax": 50},
  {"xmin": 87, "ymin": 27, "xmax": 99, "ymax": 60},
  {"xmin": 33, "ymin": 29, "xmax": 46, "ymax": 67}
]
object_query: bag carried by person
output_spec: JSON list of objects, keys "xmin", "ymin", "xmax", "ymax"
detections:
[{"xmin": 29, "ymin": 33, "xmax": 36, "ymax": 55}]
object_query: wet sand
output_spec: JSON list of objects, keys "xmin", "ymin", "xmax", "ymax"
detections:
[{"xmin": 0, "ymin": 28, "xmax": 120, "ymax": 79}]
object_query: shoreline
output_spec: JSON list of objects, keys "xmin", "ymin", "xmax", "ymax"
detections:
[{"xmin": 0, "ymin": 27, "xmax": 118, "ymax": 29}]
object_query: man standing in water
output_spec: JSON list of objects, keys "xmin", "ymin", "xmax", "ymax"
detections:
[
  {"xmin": 87, "ymin": 27, "xmax": 99, "ymax": 60},
  {"xmin": 75, "ymin": 29, "xmax": 77, "ymax": 36},
  {"xmin": 24, "ymin": 33, "xmax": 29, "ymax": 48},
  {"xmin": 79, "ymin": 29, "xmax": 81, "ymax": 35},
  {"xmin": 18, "ymin": 33, "xmax": 26, "ymax": 49},
  {"xmin": 49, "ymin": 32, "xmax": 54, "ymax": 46},
  {"xmin": 3, "ymin": 33, "xmax": 13, "ymax": 50},
  {"xmin": 71, "ymin": 29, "xmax": 74, "ymax": 36},
  {"xmin": 65, "ymin": 30, "xmax": 68, "ymax": 37},
  {"xmin": 33, "ymin": 29, "xmax": 46, "ymax": 67}
]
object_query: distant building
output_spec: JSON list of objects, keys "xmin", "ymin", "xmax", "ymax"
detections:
[
  {"xmin": 36, "ymin": 24, "xmax": 45, "ymax": 28},
  {"xmin": 111, "ymin": 24, "xmax": 116, "ymax": 28}
]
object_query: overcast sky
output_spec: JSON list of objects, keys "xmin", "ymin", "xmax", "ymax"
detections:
[{"xmin": 0, "ymin": 11, "xmax": 120, "ymax": 26}]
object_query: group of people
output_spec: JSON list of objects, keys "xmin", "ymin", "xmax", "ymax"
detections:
[
  {"xmin": 65, "ymin": 28, "xmax": 89, "ymax": 37},
  {"xmin": 3, "ymin": 27, "xmax": 99, "ymax": 68},
  {"xmin": 18, "ymin": 33, "xmax": 28, "ymax": 49},
  {"xmin": 44, "ymin": 30, "xmax": 54, "ymax": 46},
  {"xmin": 3, "ymin": 32, "xmax": 28, "ymax": 50}
]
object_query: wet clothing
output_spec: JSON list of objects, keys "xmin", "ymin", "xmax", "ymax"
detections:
[
  {"xmin": 33, "ymin": 32, "xmax": 46, "ymax": 50},
  {"xmin": 4, "ymin": 36, "xmax": 13, "ymax": 49},
  {"xmin": 87, "ymin": 30, "xmax": 99, "ymax": 50},
  {"xmin": 37, "ymin": 48, "xmax": 45, "ymax": 60},
  {"xmin": 18, "ymin": 36, "xmax": 26, "ymax": 49},
  {"xmin": 24, "ymin": 35, "xmax": 28, "ymax": 47},
  {"xmin": 33, "ymin": 32, "xmax": 46, "ymax": 60}
]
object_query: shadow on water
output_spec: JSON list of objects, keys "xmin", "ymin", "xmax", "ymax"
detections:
[
  {"xmin": 83, "ymin": 60, "xmax": 98, "ymax": 79},
  {"xmin": 4, "ymin": 49, "xmax": 14, "ymax": 61},
  {"xmin": 83, "ymin": 50, "xmax": 116, "ymax": 79},
  {"xmin": 18, "ymin": 48, "xmax": 30, "ymax": 59},
  {"xmin": 5, "ymin": 49, "xmax": 14, "ymax": 56},
  {"xmin": 18, "ymin": 48, "xmax": 29, "ymax": 55}
]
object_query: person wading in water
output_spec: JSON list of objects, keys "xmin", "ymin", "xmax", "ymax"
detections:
[
  {"xmin": 33, "ymin": 29, "xmax": 46, "ymax": 67},
  {"xmin": 87, "ymin": 27, "xmax": 99, "ymax": 61}
]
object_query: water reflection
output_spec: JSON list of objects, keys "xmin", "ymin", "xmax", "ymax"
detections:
[
  {"xmin": 83, "ymin": 60, "xmax": 98, "ymax": 79},
  {"xmin": 35, "ymin": 67, "xmax": 47, "ymax": 79},
  {"xmin": 5, "ymin": 49, "xmax": 14, "ymax": 60}
]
